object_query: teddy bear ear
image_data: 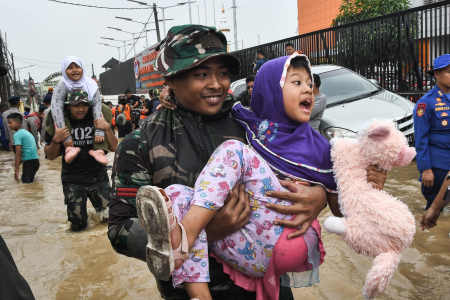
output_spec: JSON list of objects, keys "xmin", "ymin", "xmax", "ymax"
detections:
[{"xmin": 367, "ymin": 125, "xmax": 391, "ymax": 141}]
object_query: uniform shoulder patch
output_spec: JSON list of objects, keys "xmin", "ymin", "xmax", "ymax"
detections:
[{"xmin": 417, "ymin": 103, "xmax": 427, "ymax": 117}]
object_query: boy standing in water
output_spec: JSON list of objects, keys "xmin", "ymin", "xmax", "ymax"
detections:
[{"xmin": 7, "ymin": 113, "xmax": 40, "ymax": 183}]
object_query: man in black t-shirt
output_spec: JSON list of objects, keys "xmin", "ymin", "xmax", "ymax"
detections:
[{"xmin": 44, "ymin": 90, "xmax": 118, "ymax": 231}]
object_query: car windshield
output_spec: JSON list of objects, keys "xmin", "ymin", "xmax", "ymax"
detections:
[
  {"xmin": 317, "ymin": 68, "xmax": 380, "ymax": 106},
  {"xmin": 233, "ymin": 82, "xmax": 247, "ymax": 100}
]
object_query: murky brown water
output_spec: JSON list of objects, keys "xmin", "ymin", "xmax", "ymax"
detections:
[{"xmin": 1, "ymin": 149, "xmax": 449, "ymax": 300}]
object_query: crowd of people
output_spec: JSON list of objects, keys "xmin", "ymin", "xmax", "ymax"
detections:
[{"xmin": 0, "ymin": 23, "xmax": 449, "ymax": 300}]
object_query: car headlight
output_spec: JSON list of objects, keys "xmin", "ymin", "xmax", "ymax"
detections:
[{"xmin": 324, "ymin": 127, "xmax": 358, "ymax": 139}]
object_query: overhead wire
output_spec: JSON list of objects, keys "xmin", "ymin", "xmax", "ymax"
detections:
[
  {"xmin": 15, "ymin": 56, "xmax": 60, "ymax": 65},
  {"xmin": 122, "ymin": 10, "xmax": 154, "ymax": 61},
  {"xmin": 48, "ymin": 0, "xmax": 151, "ymax": 10}
]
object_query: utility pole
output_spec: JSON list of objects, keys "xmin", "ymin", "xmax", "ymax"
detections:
[
  {"xmin": 212, "ymin": 0, "xmax": 216, "ymax": 27},
  {"xmin": 188, "ymin": 0, "xmax": 192, "ymax": 24},
  {"xmin": 11, "ymin": 53, "xmax": 18, "ymax": 93},
  {"xmin": 232, "ymin": 0, "xmax": 238, "ymax": 51},
  {"xmin": 0, "ymin": 32, "xmax": 10, "ymax": 102},
  {"xmin": 204, "ymin": 0, "xmax": 207, "ymax": 25},
  {"xmin": 153, "ymin": 3, "xmax": 161, "ymax": 42}
]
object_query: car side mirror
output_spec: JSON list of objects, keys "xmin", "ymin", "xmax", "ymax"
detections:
[{"xmin": 368, "ymin": 79, "xmax": 379, "ymax": 86}]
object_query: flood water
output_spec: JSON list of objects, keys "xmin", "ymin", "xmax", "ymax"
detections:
[{"xmin": 1, "ymin": 148, "xmax": 449, "ymax": 300}]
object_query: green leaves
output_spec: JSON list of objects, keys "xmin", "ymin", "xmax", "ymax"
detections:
[{"xmin": 332, "ymin": 0, "xmax": 412, "ymax": 27}]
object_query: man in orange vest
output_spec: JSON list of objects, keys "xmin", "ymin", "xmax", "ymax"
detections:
[{"xmin": 115, "ymin": 94, "xmax": 132, "ymax": 138}]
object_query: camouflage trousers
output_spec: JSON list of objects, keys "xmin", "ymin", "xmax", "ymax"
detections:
[{"xmin": 62, "ymin": 172, "xmax": 111, "ymax": 231}]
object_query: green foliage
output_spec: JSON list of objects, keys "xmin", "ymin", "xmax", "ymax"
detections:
[{"xmin": 332, "ymin": 0, "xmax": 412, "ymax": 26}]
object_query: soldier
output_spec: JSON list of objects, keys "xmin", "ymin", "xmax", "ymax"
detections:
[
  {"xmin": 44, "ymin": 89, "xmax": 118, "ymax": 231},
  {"xmin": 413, "ymin": 54, "xmax": 450, "ymax": 210},
  {"xmin": 108, "ymin": 25, "xmax": 387, "ymax": 300},
  {"xmin": 2, "ymin": 96, "xmax": 26, "ymax": 153}
]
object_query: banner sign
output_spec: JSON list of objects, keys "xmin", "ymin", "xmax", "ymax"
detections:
[{"xmin": 134, "ymin": 47, "xmax": 164, "ymax": 94}]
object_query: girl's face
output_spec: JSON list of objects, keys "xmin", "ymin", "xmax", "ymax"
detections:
[
  {"xmin": 282, "ymin": 67, "xmax": 314, "ymax": 123},
  {"xmin": 65, "ymin": 62, "xmax": 83, "ymax": 81}
]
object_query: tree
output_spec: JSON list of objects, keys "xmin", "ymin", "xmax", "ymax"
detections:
[
  {"xmin": 332, "ymin": 0, "xmax": 412, "ymax": 27},
  {"xmin": 331, "ymin": 0, "xmax": 420, "ymax": 91}
]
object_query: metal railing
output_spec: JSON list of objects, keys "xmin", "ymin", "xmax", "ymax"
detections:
[{"xmin": 231, "ymin": 0, "xmax": 450, "ymax": 101}]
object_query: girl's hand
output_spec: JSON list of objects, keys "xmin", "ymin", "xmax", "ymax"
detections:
[
  {"xmin": 95, "ymin": 136, "xmax": 105, "ymax": 143},
  {"xmin": 94, "ymin": 113, "xmax": 110, "ymax": 131},
  {"xmin": 266, "ymin": 181, "xmax": 326, "ymax": 239},
  {"xmin": 366, "ymin": 165, "xmax": 387, "ymax": 190},
  {"xmin": 159, "ymin": 86, "xmax": 177, "ymax": 111}
]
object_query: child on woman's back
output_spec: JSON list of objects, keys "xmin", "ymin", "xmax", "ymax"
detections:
[
  {"xmin": 51, "ymin": 56, "xmax": 108, "ymax": 165},
  {"xmin": 137, "ymin": 54, "xmax": 339, "ymax": 300}
]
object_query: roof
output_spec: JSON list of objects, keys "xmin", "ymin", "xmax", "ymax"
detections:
[{"xmin": 101, "ymin": 57, "xmax": 120, "ymax": 69}]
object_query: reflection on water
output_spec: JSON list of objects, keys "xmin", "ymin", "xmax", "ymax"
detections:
[{"xmin": 1, "ymin": 149, "xmax": 449, "ymax": 300}]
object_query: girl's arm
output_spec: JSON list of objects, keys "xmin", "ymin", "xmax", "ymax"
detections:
[
  {"xmin": 51, "ymin": 82, "xmax": 71, "ymax": 143},
  {"xmin": 92, "ymin": 90, "xmax": 104, "ymax": 138}
]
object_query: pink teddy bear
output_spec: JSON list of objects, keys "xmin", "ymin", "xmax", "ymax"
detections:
[{"xmin": 324, "ymin": 119, "xmax": 416, "ymax": 299}]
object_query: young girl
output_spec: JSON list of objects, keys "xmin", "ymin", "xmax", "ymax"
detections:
[
  {"xmin": 137, "ymin": 54, "xmax": 338, "ymax": 300},
  {"xmin": 51, "ymin": 56, "xmax": 107, "ymax": 165}
]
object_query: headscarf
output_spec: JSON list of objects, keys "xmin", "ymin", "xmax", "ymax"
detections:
[
  {"xmin": 231, "ymin": 53, "xmax": 336, "ymax": 191},
  {"xmin": 61, "ymin": 56, "xmax": 98, "ymax": 101}
]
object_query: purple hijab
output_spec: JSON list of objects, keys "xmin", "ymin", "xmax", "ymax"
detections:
[{"xmin": 231, "ymin": 55, "xmax": 336, "ymax": 191}]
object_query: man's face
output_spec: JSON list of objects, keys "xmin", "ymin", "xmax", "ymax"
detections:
[
  {"xmin": 257, "ymin": 54, "xmax": 263, "ymax": 60},
  {"xmin": 285, "ymin": 46, "xmax": 295, "ymax": 56},
  {"xmin": 247, "ymin": 81, "xmax": 254, "ymax": 96},
  {"xmin": 7, "ymin": 119, "xmax": 20, "ymax": 131},
  {"xmin": 126, "ymin": 92, "xmax": 132, "ymax": 99},
  {"xmin": 44, "ymin": 102, "xmax": 51, "ymax": 108},
  {"xmin": 68, "ymin": 102, "xmax": 90, "ymax": 120},
  {"xmin": 49, "ymin": 89, "xmax": 53, "ymax": 94},
  {"xmin": 65, "ymin": 63, "xmax": 83, "ymax": 81},
  {"xmin": 435, "ymin": 65, "xmax": 450, "ymax": 90},
  {"xmin": 166, "ymin": 56, "xmax": 231, "ymax": 116}
]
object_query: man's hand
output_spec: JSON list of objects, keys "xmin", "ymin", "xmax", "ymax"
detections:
[
  {"xmin": 158, "ymin": 86, "xmax": 177, "ymax": 111},
  {"xmin": 14, "ymin": 170, "xmax": 19, "ymax": 182},
  {"xmin": 205, "ymin": 183, "xmax": 251, "ymax": 241},
  {"xmin": 54, "ymin": 123, "xmax": 71, "ymax": 144},
  {"xmin": 266, "ymin": 180, "xmax": 327, "ymax": 239},
  {"xmin": 94, "ymin": 113, "xmax": 110, "ymax": 131},
  {"xmin": 422, "ymin": 169, "xmax": 434, "ymax": 187},
  {"xmin": 420, "ymin": 206, "xmax": 440, "ymax": 230},
  {"xmin": 39, "ymin": 140, "xmax": 44, "ymax": 146},
  {"xmin": 366, "ymin": 165, "xmax": 387, "ymax": 190}
]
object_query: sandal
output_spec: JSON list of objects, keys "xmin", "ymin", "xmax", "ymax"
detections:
[{"xmin": 136, "ymin": 186, "xmax": 189, "ymax": 281}]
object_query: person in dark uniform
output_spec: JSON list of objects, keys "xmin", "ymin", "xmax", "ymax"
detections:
[{"xmin": 413, "ymin": 54, "xmax": 450, "ymax": 210}]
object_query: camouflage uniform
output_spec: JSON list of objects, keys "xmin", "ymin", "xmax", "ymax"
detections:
[
  {"xmin": 63, "ymin": 173, "xmax": 110, "ymax": 232},
  {"xmin": 108, "ymin": 25, "xmax": 293, "ymax": 300}
]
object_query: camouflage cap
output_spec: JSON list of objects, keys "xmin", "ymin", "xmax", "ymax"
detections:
[
  {"xmin": 65, "ymin": 89, "xmax": 93, "ymax": 106},
  {"xmin": 154, "ymin": 25, "xmax": 240, "ymax": 76}
]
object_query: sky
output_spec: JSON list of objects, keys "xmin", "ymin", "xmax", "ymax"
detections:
[{"xmin": 0, "ymin": 0, "xmax": 298, "ymax": 84}]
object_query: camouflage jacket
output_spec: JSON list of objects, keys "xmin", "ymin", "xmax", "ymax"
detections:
[{"xmin": 109, "ymin": 95, "xmax": 246, "ymax": 228}]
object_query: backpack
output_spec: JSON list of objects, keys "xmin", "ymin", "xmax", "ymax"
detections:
[
  {"xmin": 25, "ymin": 112, "xmax": 42, "ymax": 132},
  {"xmin": 116, "ymin": 105, "xmax": 127, "ymax": 126}
]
